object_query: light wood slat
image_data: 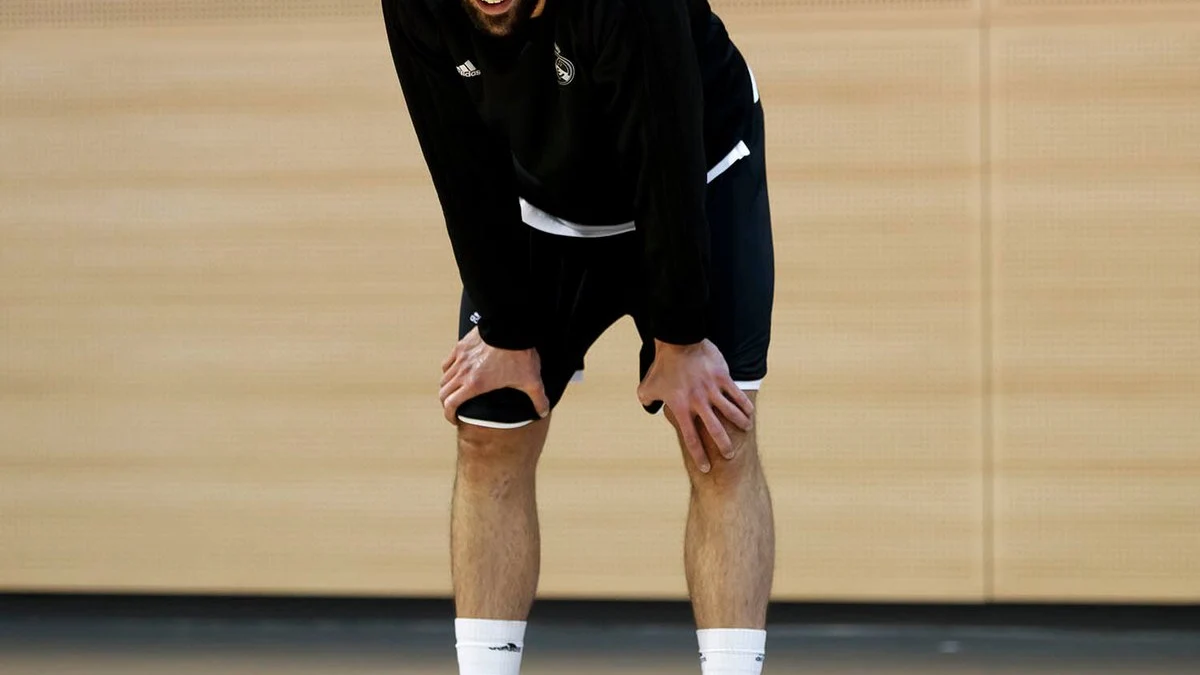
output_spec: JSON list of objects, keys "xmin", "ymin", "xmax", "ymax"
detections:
[{"xmin": 990, "ymin": 23, "xmax": 1200, "ymax": 601}]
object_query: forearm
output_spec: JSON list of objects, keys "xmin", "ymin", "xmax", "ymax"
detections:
[{"xmin": 384, "ymin": 0, "xmax": 536, "ymax": 349}]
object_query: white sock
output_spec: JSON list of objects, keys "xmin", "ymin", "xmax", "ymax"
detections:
[
  {"xmin": 698, "ymin": 629, "xmax": 767, "ymax": 675},
  {"xmin": 455, "ymin": 618, "xmax": 526, "ymax": 675}
]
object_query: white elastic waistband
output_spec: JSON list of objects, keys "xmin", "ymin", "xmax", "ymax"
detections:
[
  {"xmin": 521, "ymin": 140, "xmax": 752, "ymax": 239},
  {"xmin": 520, "ymin": 200, "xmax": 635, "ymax": 238}
]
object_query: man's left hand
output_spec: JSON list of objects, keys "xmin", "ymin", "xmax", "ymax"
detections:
[{"xmin": 637, "ymin": 339, "xmax": 755, "ymax": 474}]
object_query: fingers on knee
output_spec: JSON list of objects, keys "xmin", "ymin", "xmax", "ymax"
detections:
[{"xmin": 693, "ymin": 431, "xmax": 760, "ymax": 488}]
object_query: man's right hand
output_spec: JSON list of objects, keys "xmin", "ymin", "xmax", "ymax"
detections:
[{"xmin": 439, "ymin": 327, "xmax": 551, "ymax": 425}]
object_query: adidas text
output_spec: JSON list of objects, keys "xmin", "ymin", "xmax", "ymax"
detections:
[{"xmin": 457, "ymin": 60, "xmax": 481, "ymax": 78}]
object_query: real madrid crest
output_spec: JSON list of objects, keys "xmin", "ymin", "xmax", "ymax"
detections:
[{"xmin": 554, "ymin": 43, "xmax": 575, "ymax": 86}]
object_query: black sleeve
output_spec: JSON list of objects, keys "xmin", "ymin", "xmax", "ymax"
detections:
[
  {"xmin": 382, "ymin": 0, "xmax": 536, "ymax": 350},
  {"xmin": 592, "ymin": 0, "xmax": 711, "ymax": 346}
]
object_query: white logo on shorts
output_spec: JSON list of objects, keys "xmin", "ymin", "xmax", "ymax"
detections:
[
  {"xmin": 554, "ymin": 44, "xmax": 574, "ymax": 86},
  {"xmin": 469, "ymin": 312, "xmax": 482, "ymax": 325}
]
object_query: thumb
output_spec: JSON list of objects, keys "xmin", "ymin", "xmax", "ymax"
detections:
[
  {"xmin": 636, "ymin": 373, "xmax": 658, "ymax": 407},
  {"xmin": 522, "ymin": 380, "xmax": 551, "ymax": 418}
]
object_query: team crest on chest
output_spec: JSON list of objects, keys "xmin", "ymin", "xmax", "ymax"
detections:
[{"xmin": 554, "ymin": 43, "xmax": 575, "ymax": 86}]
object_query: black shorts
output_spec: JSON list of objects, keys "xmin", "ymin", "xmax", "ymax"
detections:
[{"xmin": 457, "ymin": 103, "xmax": 774, "ymax": 428}]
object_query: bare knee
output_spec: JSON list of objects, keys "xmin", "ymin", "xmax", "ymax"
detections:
[
  {"xmin": 456, "ymin": 419, "xmax": 548, "ymax": 489},
  {"xmin": 686, "ymin": 428, "xmax": 763, "ymax": 498}
]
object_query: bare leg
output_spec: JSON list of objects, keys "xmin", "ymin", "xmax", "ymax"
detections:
[
  {"xmin": 452, "ymin": 418, "xmax": 550, "ymax": 620},
  {"xmin": 671, "ymin": 393, "xmax": 775, "ymax": 629}
]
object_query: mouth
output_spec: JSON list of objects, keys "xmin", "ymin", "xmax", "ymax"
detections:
[{"xmin": 474, "ymin": 0, "xmax": 515, "ymax": 16}]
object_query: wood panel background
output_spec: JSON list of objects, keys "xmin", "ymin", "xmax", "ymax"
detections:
[
  {"xmin": 989, "ymin": 18, "xmax": 1200, "ymax": 602},
  {"xmin": 0, "ymin": 0, "xmax": 1196, "ymax": 602}
]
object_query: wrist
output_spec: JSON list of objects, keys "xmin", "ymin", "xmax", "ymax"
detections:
[
  {"xmin": 654, "ymin": 338, "xmax": 704, "ymax": 353},
  {"xmin": 477, "ymin": 319, "xmax": 537, "ymax": 351},
  {"xmin": 649, "ymin": 305, "xmax": 708, "ymax": 347}
]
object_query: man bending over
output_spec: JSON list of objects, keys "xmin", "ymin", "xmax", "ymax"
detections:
[{"xmin": 383, "ymin": 0, "xmax": 777, "ymax": 672}]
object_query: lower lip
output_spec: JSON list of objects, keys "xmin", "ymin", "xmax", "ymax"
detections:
[{"xmin": 474, "ymin": 0, "xmax": 514, "ymax": 16}]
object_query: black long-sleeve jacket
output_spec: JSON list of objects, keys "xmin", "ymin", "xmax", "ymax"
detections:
[{"xmin": 383, "ymin": 0, "xmax": 758, "ymax": 349}]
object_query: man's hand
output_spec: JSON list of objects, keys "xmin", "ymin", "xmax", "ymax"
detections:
[
  {"xmin": 439, "ymin": 327, "xmax": 550, "ymax": 425},
  {"xmin": 637, "ymin": 339, "xmax": 755, "ymax": 473}
]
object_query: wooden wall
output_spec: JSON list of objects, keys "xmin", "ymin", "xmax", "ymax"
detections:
[
  {"xmin": 989, "ymin": 15, "xmax": 1200, "ymax": 601},
  {"xmin": 1, "ymin": 0, "xmax": 1196, "ymax": 602}
]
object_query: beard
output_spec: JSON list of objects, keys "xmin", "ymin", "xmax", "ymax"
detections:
[{"xmin": 459, "ymin": 0, "xmax": 539, "ymax": 38}]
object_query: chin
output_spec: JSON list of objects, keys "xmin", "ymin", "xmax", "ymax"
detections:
[{"xmin": 462, "ymin": 0, "xmax": 530, "ymax": 37}]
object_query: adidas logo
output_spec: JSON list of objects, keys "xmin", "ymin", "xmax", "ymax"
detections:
[
  {"xmin": 457, "ymin": 60, "xmax": 481, "ymax": 78},
  {"xmin": 488, "ymin": 642, "xmax": 521, "ymax": 653}
]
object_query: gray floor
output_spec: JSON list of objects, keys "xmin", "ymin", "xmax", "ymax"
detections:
[{"xmin": 3, "ymin": 612, "xmax": 1199, "ymax": 674}]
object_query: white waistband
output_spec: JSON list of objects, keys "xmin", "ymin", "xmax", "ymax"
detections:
[
  {"xmin": 521, "ymin": 139, "xmax": 752, "ymax": 239},
  {"xmin": 520, "ymin": 200, "xmax": 636, "ymax": 238}
]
